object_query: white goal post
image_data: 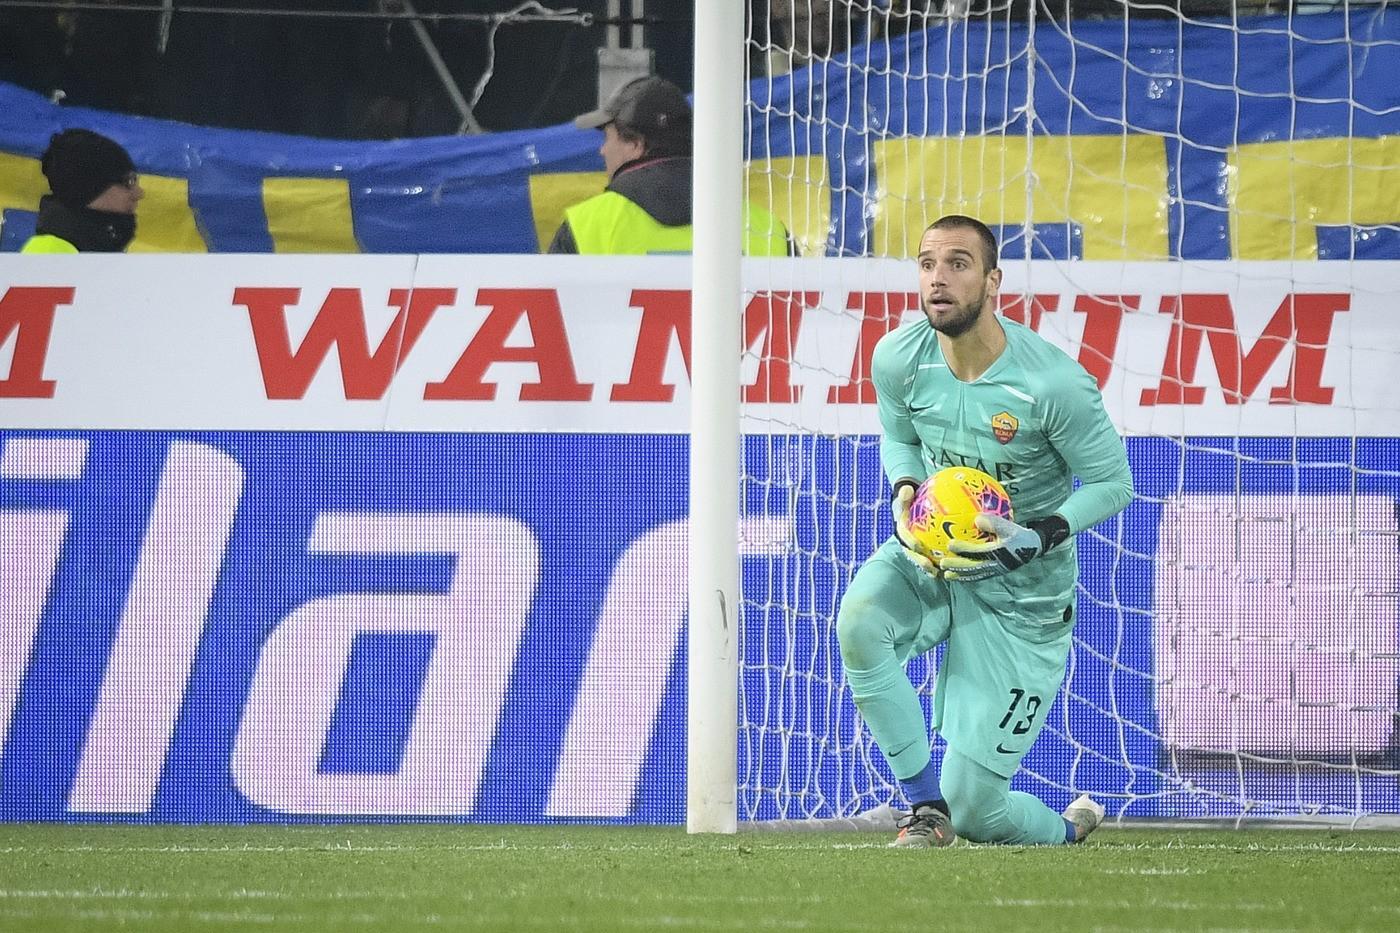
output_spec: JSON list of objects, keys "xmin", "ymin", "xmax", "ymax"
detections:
[
  {"xmin": 688, "ymin": 0, "xmax": 745, "ymax": 834},
  {"xmin": 688, "ymin": 0, "xmax": 1400, "ymax": 832}
]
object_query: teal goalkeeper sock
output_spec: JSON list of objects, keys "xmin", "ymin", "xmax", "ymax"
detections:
[{"xmin": 900, "ymin": 760, "xmax": 944, "ymax": 812}]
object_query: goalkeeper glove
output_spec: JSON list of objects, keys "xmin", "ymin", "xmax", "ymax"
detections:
[
  {"xmin": 941, "ymin": 513, "xmax": 1070, "ymax": 582},
  {"xmin": 890, "ymin": 480, "xmax": 937, "ymax": 575}
]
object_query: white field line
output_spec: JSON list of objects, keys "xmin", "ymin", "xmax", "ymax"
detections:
[
  {"xmin": 1088, "ymin": 841, "xmax": 1400, "ymax": 854},
  {"xmin": 987, "ymin": 898, "xmax": 1294, "ymax": 912},
  {"xmin": 3, "ymin": 839, "xmax": 1400, "ymax": 855},
  {"xmin": 0, "ymin": 888, "xmax": 1232, "ymax": 907},
  {"xmin": 1098, "ymin": 868, "xmax": 1205, "ymax": 875},
  {"xmin": 3, "ymin": 887, "xmax": 1397, "ymax": 916},
  {"xmin": 1080, "ymin": 924, "xmax": 1299, "ymax": 930},
  {"xmin": 0, "ymin": 889, "xmax": 826, "ymax": 907},
  {"xmin": 0, "ymin": 906, "xmax": 856, "ymax": 931},
  {"xmin": 0, "ymin": 904, "xmax": 1329, "ymax": 933}
]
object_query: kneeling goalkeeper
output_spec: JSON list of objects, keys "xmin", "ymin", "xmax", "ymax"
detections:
[{"xmin": 836, "ymin": 215, "xmax": 1133, "ymax": 847}]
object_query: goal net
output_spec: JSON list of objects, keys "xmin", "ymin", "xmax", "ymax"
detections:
[{"xmin": 737, "ymin": 1, "xmax": 1400, "ymax": 826}]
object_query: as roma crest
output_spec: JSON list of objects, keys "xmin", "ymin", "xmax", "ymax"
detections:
[{"xmin": 991, "ymin": 411, "xmax": 1019, "ymax": 444}]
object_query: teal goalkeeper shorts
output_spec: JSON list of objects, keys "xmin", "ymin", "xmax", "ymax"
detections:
[{"xmin": 862, "ymin": 537, "xmax": 1076, "ymax": 779}]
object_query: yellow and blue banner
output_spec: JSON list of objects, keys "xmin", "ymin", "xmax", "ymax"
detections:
[{"xmin": 2, "ymin": 10, "xmax": 1398, "ymax": 257}]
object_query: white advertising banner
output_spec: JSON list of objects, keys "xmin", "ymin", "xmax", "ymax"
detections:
[{"xmin": 2, "ymin": 255, "xmax": 1398, "ymax": 435}]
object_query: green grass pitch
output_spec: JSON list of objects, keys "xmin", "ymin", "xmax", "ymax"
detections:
[{"xmin": 2, "ymin": 824, "xmax": 1399, "ymax": 931}]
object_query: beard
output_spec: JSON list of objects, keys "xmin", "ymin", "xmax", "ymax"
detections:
[{"xmin": 925, "ymin": 288, "xmax": 986, "ymax": 338}]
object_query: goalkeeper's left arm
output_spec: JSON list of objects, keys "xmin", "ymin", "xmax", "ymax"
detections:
[
  {"xmin": 944, "ymin": 365, "xmax": 1131, "ymax": 580},
  {"xmin": 1043, "ymin": 364, "xmax": 1134, "ymax": 536}
]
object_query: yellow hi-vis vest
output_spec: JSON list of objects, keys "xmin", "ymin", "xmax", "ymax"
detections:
[
  {"xmin": 565, "ymin": 190, "xmax": 791, "ymax": 256},
  {"xmin": 20, "ymin": 234, "xmax": 78, "ymax": 254}
]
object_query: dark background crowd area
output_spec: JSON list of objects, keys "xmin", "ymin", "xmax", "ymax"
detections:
[
  {"xmin": 0, "ymin": 0, "xmax": 669, "ymax": 139},
  {"xmin": 0, "ymin": 0, "xmax": 1314, "ymax": 141}
]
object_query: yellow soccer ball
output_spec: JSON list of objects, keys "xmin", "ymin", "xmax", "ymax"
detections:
[{"xmin": 906, "ymin": 466, "xmax": 1014, "ymax": 563}]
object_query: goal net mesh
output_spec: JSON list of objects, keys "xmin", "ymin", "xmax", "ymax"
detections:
[{"xmin": 736, "ymin": 0, "xmax": 1400, "ymax": 825}]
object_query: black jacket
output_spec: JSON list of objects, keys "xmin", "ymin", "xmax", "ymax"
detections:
[{"xmin": 32, "ymin": 195, "xmax": 135, "ymax": 252}]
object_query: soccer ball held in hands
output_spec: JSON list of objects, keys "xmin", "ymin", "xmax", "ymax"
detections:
[{"xmin": 906, "ymin": 466, "xmax": 1013, "ymax": 564}]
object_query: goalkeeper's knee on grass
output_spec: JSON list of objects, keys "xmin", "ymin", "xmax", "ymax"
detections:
[{"xmin": 941, "ymin": 747, "xmax": 1077, "ymax": 846}]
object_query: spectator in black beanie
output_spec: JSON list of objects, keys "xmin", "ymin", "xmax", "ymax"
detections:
[{"xmin": 22, "ymin": 129, "xmax": 143, "ymax": 253}]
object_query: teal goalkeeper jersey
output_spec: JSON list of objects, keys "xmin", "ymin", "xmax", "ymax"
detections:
[{"xmin": 871, "ymin": 316, "xmax": 1134, "ymax": 620}]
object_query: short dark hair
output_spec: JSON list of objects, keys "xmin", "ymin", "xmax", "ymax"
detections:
[
  {"xmin": 924, "ymin": 215, "xmax": 998, "ymax": 271},
  {"xmin": 612, "ymin": 123, "xmax": 646, "ymax": 147},
  {"xmin": 611, "ymin": 121, "xmax": 690, "ymax": 158},
  {"xmin": 637, "ymin": 129, "xmax": 691, "ymax": 159}
]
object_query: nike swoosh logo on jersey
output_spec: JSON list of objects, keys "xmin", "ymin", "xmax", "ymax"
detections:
[{"xmin": 996, "ymin": 743, "xmax": 1018, "ymax": 754}]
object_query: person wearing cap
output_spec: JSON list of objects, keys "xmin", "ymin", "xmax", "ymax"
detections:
[
  {"xmin": 550, "ymin": 76, "xmax": 794, "ymax": 256},
  {"xmin": 21, "ymin": 129, "xmax": 143, "ymax": 254}
]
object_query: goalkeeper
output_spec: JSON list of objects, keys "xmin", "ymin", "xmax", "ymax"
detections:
[{"xmin": 836, "ymin": 215, "xmax": 1133, "ymax": 847}]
